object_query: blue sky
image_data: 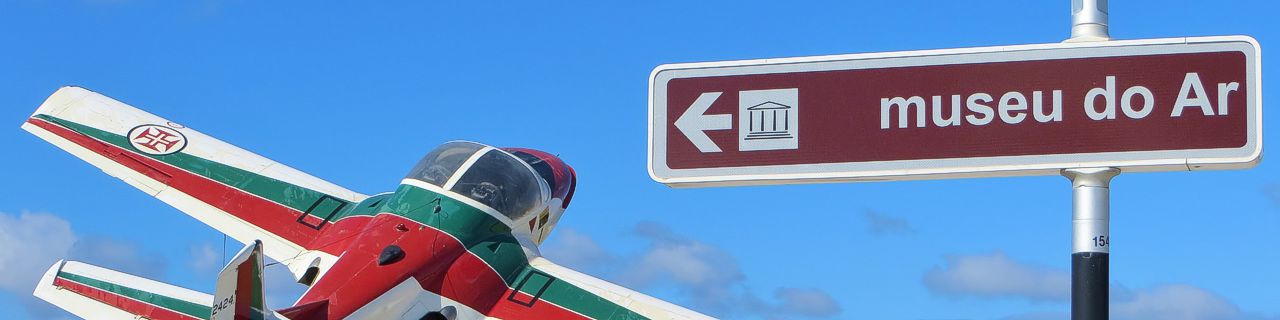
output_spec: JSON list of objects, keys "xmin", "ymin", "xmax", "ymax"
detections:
[{"xmin": 0, "ymin": 1, "xmax": 1276, "ymax": 319}]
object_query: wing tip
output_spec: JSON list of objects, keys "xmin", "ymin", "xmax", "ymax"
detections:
[
  {"xmin": 32, "ymin": 259, "xmax": 67, "ymax": 299},
  {"xmin": 29, "ymin": 86, "xmax": 96, "ymax": 120}
]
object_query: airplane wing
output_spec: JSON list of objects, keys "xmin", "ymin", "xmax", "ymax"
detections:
[
  {"xmin": 33, "ymin": 260, "xmax": 215, "ymax": 320},
  {"xmin": 492, "ymin": 256, "xmax": 716, "ymax": 320},
  {"xmin": 21, "ymin": 86, "xmax": 366, "ymax": 281}
]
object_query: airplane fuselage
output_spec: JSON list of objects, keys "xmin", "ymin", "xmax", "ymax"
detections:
[{"xmin": 287, "ymin": 181, "xmax": 584, "ymax": 319}]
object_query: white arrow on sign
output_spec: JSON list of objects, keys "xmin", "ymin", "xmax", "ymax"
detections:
[{"xmin": 674, "ymin": 92, "xmax": 732, "ymax": 153}]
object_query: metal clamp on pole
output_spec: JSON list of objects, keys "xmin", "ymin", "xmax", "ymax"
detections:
[
  {"xmin": 1068, "ymin": 0, "xmax": 1110, "ymax": 42},
  {"xmin": 1062, "ymin": 167, "xmax": 1119, "ymax": 320}
]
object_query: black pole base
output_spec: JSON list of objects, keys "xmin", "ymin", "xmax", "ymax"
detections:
[{"xmin": 1072, "ymin": 252, "xmax": 1109, "ymax": 320}]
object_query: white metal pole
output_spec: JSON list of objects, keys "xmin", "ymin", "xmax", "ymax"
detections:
[
  {"xmin": 1063, "ymin": 167, "xmax": 1118, "ymax": 320},
  {"xmin": 1065, "ymin": 1, "xmax": 1113, "ymax": 319},
  {"xmin": 1068, "ymin": 0, "xmax": 1110, "ymax": 42}
]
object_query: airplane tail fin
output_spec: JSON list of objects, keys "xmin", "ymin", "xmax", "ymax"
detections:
[
  {"xmin": 213, "ymin": 240, "xmax": 270, "ymax": 320},
  {"xmin": 33, "ymin": 240, "xmax": 288, "ymax": 320}
]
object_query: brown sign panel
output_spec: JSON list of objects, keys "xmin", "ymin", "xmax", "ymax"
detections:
[{"xmin": 648, "ymin": 37, "xmax": 1260, "ymax": 187}]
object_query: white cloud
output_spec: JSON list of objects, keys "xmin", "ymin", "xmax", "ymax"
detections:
[
  {"xmin": 923, "ymin": 252, "xmax": 1070, "ymax": 302},
  {"xmin": 925, "ymin": 252, "xmax": 1278, "ymax": 320},
  {"xmin": 1263, "ymin": 184, "xmax": 1280, "ymax": 207},
  {"xmin": 0, "ymin": 212, "xmax": 77, "ymax": 294},
  {"xmin": 542, "ymin": 222, "xmax": 842, "ymax": 319},
  {"xmin": 862, "ymin": 209, "xmax": 913, "ymax": 234},
  {"xmin": 1111, "ymin": 284, "xmax": 1258, "ymax": 320},
  {"xmin": 1001, "ymin": 284, "xmax": 1278, "ymax": 320},
  {"xmin": 774, "ymin": 287, "xmax": 842, "ymax": 317},
  {"xmin": 0, "ymin": 211, "xmax": 184, "ymax": 318},
  {"xmin": 0, "ymin": 211, "xmax": 77, "ymax": 318},
  {"xmin": 190, "ymin": 242, "xmax": 223, "ymax": 275},
  {"xmin": 66, "ymin": 236, "xmax": 167, "ymax": 279},
  {"xmin": 619, "ymin": 222, "xmax": 747, "ymax": 313},
  {"xmin": 541, "ymin": 228, "xmax": 611, "ymax": 271},
  {"xmin": 262, "ymin": 260, "xmax": 308, "ymax": 309}
]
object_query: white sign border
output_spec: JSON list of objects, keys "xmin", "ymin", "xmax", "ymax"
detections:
[{"xmin": 648, "ymin": 36, "xmax": 1262, "ymax": 187}]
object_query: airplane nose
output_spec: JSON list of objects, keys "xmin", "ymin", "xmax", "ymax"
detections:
[{"xmin": 294, "ymin": 214, "xmax": 471, "ymax": 318}]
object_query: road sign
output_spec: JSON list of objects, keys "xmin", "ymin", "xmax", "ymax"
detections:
[{"xmin": 648, "ymin": 36, "xmax": 1261, "ymax": 187}]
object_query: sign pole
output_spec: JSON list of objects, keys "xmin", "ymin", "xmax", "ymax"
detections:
[
  {"xmin": 1068, "ymin": 0, "xmax": 1110, "ymax": 42},
  {"xmin": 1066, "ymin": 1, "xmax": 1113, "ymax": 319},
  {"xmin": 1062, "ymin": 168, "xmax": 1117, "ymax": 320}
]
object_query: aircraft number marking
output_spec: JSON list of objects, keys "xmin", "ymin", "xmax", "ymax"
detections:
[{"xmin": 211, "ymin": 295, "xmax": 235, "ymax": 317}]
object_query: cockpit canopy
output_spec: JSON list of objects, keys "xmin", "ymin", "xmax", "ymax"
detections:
[
  {"xmin": 405, "ymin": 141, "xmax": 549, "ymax": 222},
  {"xmin": 407, "ymin": 142, "xmax": 547, "ymax": 222}
]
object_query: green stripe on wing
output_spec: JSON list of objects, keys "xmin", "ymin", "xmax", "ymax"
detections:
[
  {"xmin": 33, "ymin": 114, "xmax": 353, "ymax": 221},
  {"xmin": 57, "ymin": 272, "xmax": 212, "ymax": 319}
]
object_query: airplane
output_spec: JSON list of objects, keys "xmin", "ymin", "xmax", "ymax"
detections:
[{"xmin": 22, "ymin": 87, "xmax": 715, "ymax": 320}]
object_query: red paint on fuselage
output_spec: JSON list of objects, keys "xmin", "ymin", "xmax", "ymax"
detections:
[
  {"xmin": 293, "ymin": 211, "xmax": 588, "ymax": 319},
  {"xmin": 306, "ymin": 215, "xmax": 377, "ymax": 259},
  {"xmin": 297, "ymin": 213, "xmax": 455, "ymax": 318}
]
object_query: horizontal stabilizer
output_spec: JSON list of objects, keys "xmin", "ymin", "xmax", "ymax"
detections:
[{"xmin": 33, "ymin": 260, "xmax": 216, "ymax": 319}]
